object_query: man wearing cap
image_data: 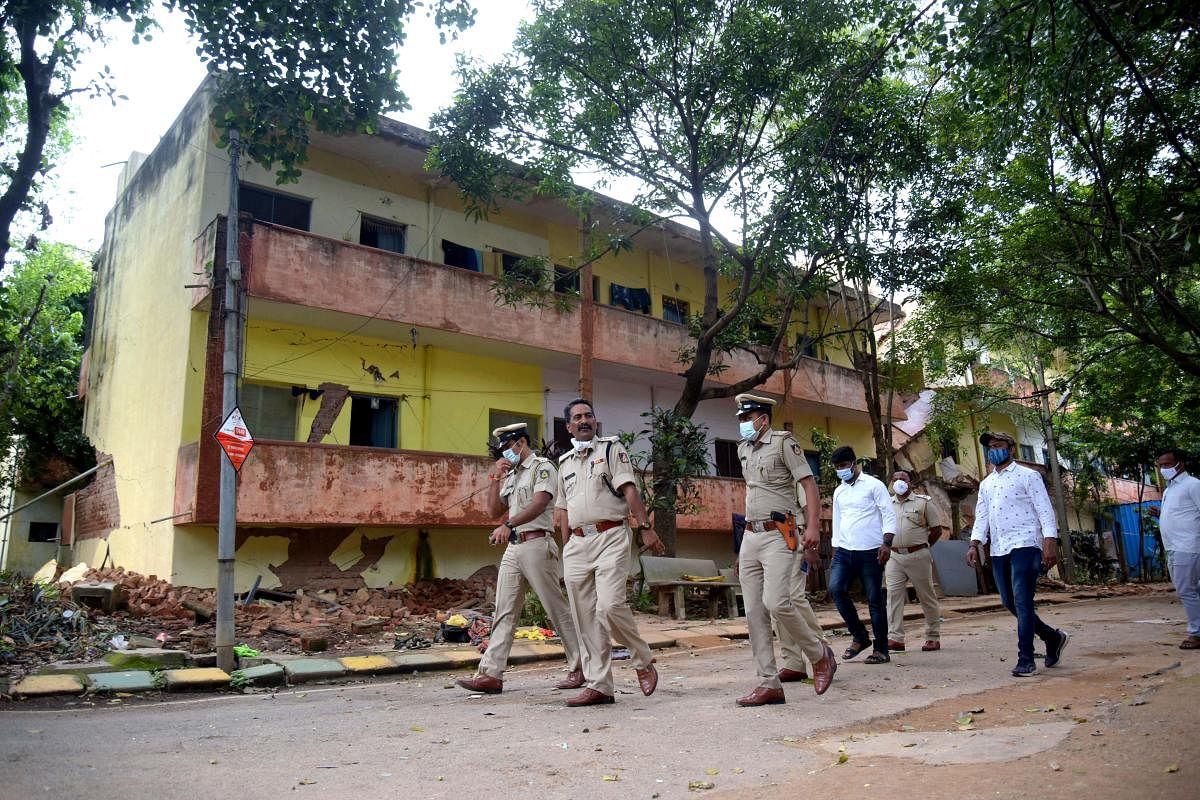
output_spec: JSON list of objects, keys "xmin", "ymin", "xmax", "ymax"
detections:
[
  {"xmin": 733, "ymin": 393, "xmax": 837, "ymax": 706},
  {"xmin": 554, "ymin": 398, "xmax": 664, "ymax": 707},
  {"xmin": 886, "ymin": 469, "xmax": 948, "ymax": 653},
  {"xmin": 829, "ymin": 445, "xmax": 897, "ymax": 664},
  {"xmin": 968, "ymin": 431, "xmax": 1070, "ymax": 677},
  {"xmin": 456, "ymin": 423, "xmax": 584, "ymax": 695}
]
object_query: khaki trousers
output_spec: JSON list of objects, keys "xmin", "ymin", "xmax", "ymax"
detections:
[
  {"xmin": 741, "ymin": 529, "xmax": 827, "ymax": 690},
  {"xmin": 779, "ymin": 550, "xmax": 829, "ymax": 673},
  {"xmin": 885, "ymin": 548, "xmax": 941, "ymax": 643},
  {"xmin": 562, "ymin": 523, "xmax": 653, "ymax": 696},
  {"xmin": 478, "ymin": 535, "xmax": 582, "ymax": 679}
]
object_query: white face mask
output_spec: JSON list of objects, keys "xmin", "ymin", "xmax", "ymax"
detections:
[
  {"xmin": 739, "ymin": 419, "xmax": 758, "ymax": 440},
  {"xmin": 1160, "ymin": 465, "xmax": 1179, "ymax": 481},
  {"xmin": 836, "ymin": 467, "xmax": 855, "ymax": 482},
  {"xmin": 502, "ymin": 448, "xmax": 520, "ymax": 465},
  {"xmin": 570, "ymin": 438, "xmax": 591, "ymax": 452},
  {"xmin": 892, "ymin": 480, "xmax": 909, "ymax": 496}
]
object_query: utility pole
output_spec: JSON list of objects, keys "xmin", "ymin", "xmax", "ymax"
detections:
[
  {"xmin": 1035, "ymin": 356, "xmax": 1075, "ymax": 583},
  {"xmin": 216, "ymin": 129, "xmax": 241, "ymax": 672}
]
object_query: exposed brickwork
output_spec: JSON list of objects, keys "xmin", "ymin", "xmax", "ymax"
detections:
[
  {"xmin": 306, "ymin": 383, "xmax": 350, "ymax": 443},
  {"xmin": 73, "ymin": 456, "xmax": 120, "ymax": 541},
  {"xmin": 237, "ymin": 528, "xmax": 391, "ymax": 591}
]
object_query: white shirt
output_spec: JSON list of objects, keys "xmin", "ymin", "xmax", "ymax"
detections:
[
  {"xmin": 1160, "ymin": 471, "xmax": 1200, "ymax": 554},
  {"xmin": 832, "ymin": 472, "xmax": 896, "ymax": 550},
  {"xmin": 971, "ymin": 461, "xmax": 1058, "ymax": 557}
]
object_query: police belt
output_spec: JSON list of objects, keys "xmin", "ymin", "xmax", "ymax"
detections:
[
  {"xmin": 571, "ymin": 520, "xmax": 623, "ymax": 537},
  {"xmin": 512, "ymin": 530, "xmax": 549, "ymax": 544},
  {"xmin": 746, "ymin": 519, "xmax": 777, "ymax": 533},
  {"xmin": 890, "ymin": 542, "xmax": 929, "ymax": 554}
]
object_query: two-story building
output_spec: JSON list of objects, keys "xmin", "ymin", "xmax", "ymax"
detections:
[{"xmin": 69, "ymin": 82, "xmax": 897, "ymax": 591}]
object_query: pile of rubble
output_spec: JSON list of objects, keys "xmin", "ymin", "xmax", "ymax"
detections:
[{"xmin": 0, "ymin": 575, "xmax": 116, "ymax": 678}]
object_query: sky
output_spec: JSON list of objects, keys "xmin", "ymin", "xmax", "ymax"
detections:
[{"xmin": 43, "ymin": 3, "xmax": 534, "ymax": 254}]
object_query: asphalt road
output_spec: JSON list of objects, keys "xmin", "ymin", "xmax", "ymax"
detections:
[{"xmin": 1, "ymin": 594, "xmax": 1195, "ymax": 800}]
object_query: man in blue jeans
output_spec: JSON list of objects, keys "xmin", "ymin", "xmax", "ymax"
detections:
[
  {"xmin": 829, "ymin": 446, "xmax": 896, "ymax": 664},
  {"xmin": 968, "ymin": 431, "xmax": 1070, "ymax": 677}
]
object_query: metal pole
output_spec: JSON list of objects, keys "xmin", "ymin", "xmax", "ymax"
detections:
[
  {"xmin": 216, "ymin": 128, "xmax": 241, "ymax": 673},
  {"xmin": 1036, "ymin": 357, "xmax": 1075, "ymax": 582}
]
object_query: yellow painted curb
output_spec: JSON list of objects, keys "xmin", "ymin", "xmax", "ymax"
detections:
[
  {"xmin": 163, "ymin": 668, "xmax": 230, "ymax": 691},
  {"xmin": 14, "ymin": 674, "xmax": 85, "ymax": 698},
  {"xmin": 339, "ymin": 655, "xmax": 396, "ymax": 674}
]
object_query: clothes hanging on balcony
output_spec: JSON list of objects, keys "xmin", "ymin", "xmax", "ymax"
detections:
[{"xmin": 609, "ymin": 283, "xmax": 651, "ymax": 313}]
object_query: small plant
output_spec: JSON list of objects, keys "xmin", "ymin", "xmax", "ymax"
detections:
[
  {"xmin": 229, "ymin": 670, "xmax": 251, "ymax": 692},
  {"xmin": 518, "ymin": 591, "xmax": 550, "ymax": 628},
  {"xmin": 150, "ymin": 670, "xmax": 167, "ymax": 691}
]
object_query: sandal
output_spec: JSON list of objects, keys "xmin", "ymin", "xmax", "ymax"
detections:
[
  {"xmin": 864, "ymin": 652, "xmax": 890, "ymax": 664},
  {"xmin": 1181, "ymin": 636, "xmax": 1200, "ymax": 650},
  {"xmin": 843, "ymin": 640, "xmax": 871, "ymax": 660}
]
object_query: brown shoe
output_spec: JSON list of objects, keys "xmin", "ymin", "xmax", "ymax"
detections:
[
  {"xmin": 778, "ymin": 668, "xmax": 808, "ymax": 682},
  {"xmin": 555, "ymin": 669, "xmax": 585, "ymax": 690},
  {"xmin": 566, "ymin": 688, "xmax": 615, "ymax": 707},
  {"xmin": 921, "ymin": 640, "xmax": 940, "ymax": 652},
  {"xmin": 736, "ymin": 686, "xmax": 785, "ymax": 706},
  {"xmin": 635, "ymin": 659, "xmax": 658, "ymax": 696},
  {"xmin": 887, "ymin": 639, "xmax": 906, "ymax": 651},
  {"xmin": 811, "ymin": 644, "xmax": 837, "ymax": 696},
  {"xmin": 455, "ymin": 674, "xmax": 503, "ymax": 694}
]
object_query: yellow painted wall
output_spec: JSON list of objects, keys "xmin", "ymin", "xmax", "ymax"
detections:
[
  {"xmin": 240, "ymin": 321, "xmax": 542, "ymax": 456},
  {"xmin": 81, "ymin": 87, "xmax": 215, "ymax": 580}
]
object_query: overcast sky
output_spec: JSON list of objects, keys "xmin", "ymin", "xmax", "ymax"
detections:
[{"xmin": 43, "ymin": 3, "xmax": 534, "ymax": 254}]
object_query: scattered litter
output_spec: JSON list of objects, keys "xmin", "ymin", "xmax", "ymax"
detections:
[
  {"xmin": 1165, "ymin": 764, "xmax": 1179, "ymax": 774},
  {"xmin": 601, "ymin": 774, "xmax": 619, "ymax": 782},
  {"xmin": 688, "ymin": 781, "xmax": 715, "ymax": 790},
  {"xmin": 1050, "ymin": 762, "xmax": 1062, "ymax": 772},
  {"xmin": 611, "ymin": 647, "xmax": 631, "ymax": 660}
]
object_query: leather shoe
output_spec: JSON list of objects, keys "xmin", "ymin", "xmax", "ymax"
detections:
[
  {"xmin": 811, "ymin": 644, "xmax": 837, "ymax": 696},
  {"xmin": 888, "ymin": 639, "xmax": 906, "ymax": 651},
  {"xmin": 566, "ymin": 688, "xmax": 615, "ymax": 707},
  {"xmin": 921, "ymin": 640, "xmax": 940, "ymax": 652},
  {"xmin": 736, "ymin": 686, "xmax": 785, "ymax": 706},
  {"xmin": 777, "ymin": 668, "xmax": 808, "ymax": 682},
  {"xmin": 635, "ymin": 659, "xmax": 658, "ymax": 696},
  {"xmin": 555, "ymin": 669, "xmax": 585, "ymax": 690},
  {"xmin": 455, "ymin": 674, "xmax": 503, "ymax": 694}
]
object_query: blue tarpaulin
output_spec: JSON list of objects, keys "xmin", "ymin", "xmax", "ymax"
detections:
[{"xmin": 1107, "ymin": 501, "xmax": 1163, "ymax": 578}]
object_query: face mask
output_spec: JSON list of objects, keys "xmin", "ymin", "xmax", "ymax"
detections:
[
  {"xmin": 836, "ymin": 467, "xmax": 855, "ymax": 482},
  {"xmin": 892, "ymin": 480, "xmax": 909, "ymax": 495},
  {"xmin": 739, "ymin": 420, "xmax": 758, "ymax": 440},
  {"xmin": 1160, "ymin": 465, "xmax": 1178, "ymax": 481},
  {"xmin": 570, "ymin": 438, "xmax": 591, "ymax": 452},
  {"xmin": 502, "ymin": 448, "xmax": 520, "ymax": 465}
]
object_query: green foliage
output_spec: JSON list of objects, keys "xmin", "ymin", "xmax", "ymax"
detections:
[
  {"xmin": 808, "ymin": 427, "xmax": 839, "ymax": 498},
  {"xmin": 150, "ymin": 669, "xmax": 167, "ymax": 690},
  {"xmin": 0, "ymin": 242, "xmax": 95, "ymax": 486},
  {"xmin": 619, "ymin": 406, "xmax": 710, "ymax": 517},
  {"xmin": 517, "ymin": 590, "xmax": 549, "ymax": 629},
  {"xmin": 228, "ymin": 669, "xmax": 250, "ymax": 691},
  {"xmin": 1064, "ymin": 531, "xmax": 1114, "ymax": 585}
]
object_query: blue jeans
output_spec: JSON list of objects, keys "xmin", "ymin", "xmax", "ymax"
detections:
[
  {"xmin": 829, "ymin": 547, "xmax": 888, "ymax": 654},
  {"xmin": 991, "ymin": 546, "xmax": 1058, "ymax": 667}
]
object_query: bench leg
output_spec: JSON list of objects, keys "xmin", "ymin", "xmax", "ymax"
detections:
[
  {"xmin": 724, "ymin": 588, "xmax": 740, "ymax": 618},
  {"xmin": 656, "ymin": 588, "xmax": 672, "ymax": 618},
  {"xmin": 672, "ymin": 586, "xmax": 686, "ymax": 621},
  {"xmin": 707, "ymin": 590, "xmax": 720, "ymax": 619}
]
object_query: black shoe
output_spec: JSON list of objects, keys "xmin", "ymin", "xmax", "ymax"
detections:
[
  {"xmin": 1011, "ymin": 662, "xmax": 1038, "ymax": 677},
  {"xmin": 1045, "ymin": 629, "xmax": 1069, "ymax": 668}
]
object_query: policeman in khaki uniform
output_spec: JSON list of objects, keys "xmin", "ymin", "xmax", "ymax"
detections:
[
  {"xmin": 455, "ymin": 423, "xmax": 584, "ymax": 695},
  {"xmin": 885, "ymin": 469, "xmax": 949, "ymax": 653},
  {"xmin": 734, "ymin": 394, "xmax": 837, "ymax": 706},
  {"xmin": 553, "ymin": 398, "xmax": 664, "ymax": 707}
]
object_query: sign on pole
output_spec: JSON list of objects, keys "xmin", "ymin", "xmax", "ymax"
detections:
[{"xmin": 215, "ymin": 407, "xmax": 255, "ymax": 471}]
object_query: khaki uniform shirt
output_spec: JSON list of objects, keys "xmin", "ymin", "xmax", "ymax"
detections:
[
  {"xmin": 738, "ymin": 430, "xmax": 813, "ymax": 520},
  {"xmin": 499, "ymin": 454, "xmax": 557, "ymax": 533},
  {"xmin": 555, "ymin": 436, "xmax": 637, "ymax": 527},
  {"xmin": 892, "ymin": 493, "xmax": 948, "ymax": 548}
]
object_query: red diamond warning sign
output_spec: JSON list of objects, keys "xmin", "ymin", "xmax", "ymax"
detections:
[{"xmin": 215, "ymin": 407, "xmax": 255, "ymax": 472}]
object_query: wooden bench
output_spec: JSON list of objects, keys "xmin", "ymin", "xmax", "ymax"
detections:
[{"xmin": 640, "ymin": 556, "xmax": 739, "ymax": 620}]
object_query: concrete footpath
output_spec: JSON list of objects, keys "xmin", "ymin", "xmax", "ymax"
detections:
[{"xmin": 1, "ymin": 592, "xmax": 1095, "ymax": 700}]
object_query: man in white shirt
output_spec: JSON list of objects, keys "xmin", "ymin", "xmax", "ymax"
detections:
[
  {"xmin": 1151, "ymin": 448, "xmax": 1200, "ymax": 650},
  {"xmin": 967, "ymin": 432, "xmax": 1069, "ymax": 677},
  {"xmin": 830, "ymin": 445, "xmax": 897, "ymax": 664}
]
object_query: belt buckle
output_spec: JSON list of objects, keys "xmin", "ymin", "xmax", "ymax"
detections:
[{"xmin": 581, "ymin": 523, "xmax": 600, "ymax": 536}]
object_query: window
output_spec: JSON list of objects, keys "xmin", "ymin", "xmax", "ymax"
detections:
[
  {"xmin": 662, "ymin": 295, "xmax": 690, "ymax": 325},
  {"xmin": 349, "ymin": 395, "xmax": 398, "ymax": 448},
  {"xmin": 1041, "ymin": 448, "xmax": 1050, "ymax": 466},
  {"xmin": 240, "ymin": 383, "xmax": 299, "ymax": 441},
  {"xmin": 554, "ymin": 266, "xmax": 580, "ymax": 294},
  {"xmin": 238, "ymin": 184, "xmax": 311, "ymax": 230},
  {"xmin": 714, "ymin": 439, "xmax": 742, "ymax": 479},
  {"xmin": 940, "ymin": 437, "xmax": 957, "ymax": 462},
  {"xmin": 1019, "ymin": 444, "xmax": 1036, "ymax": 462},
  {"xmin": 490, "ymin": 410, "xmax": 541, "ymax": 446},
  {"xmin": 609, "ymin": 283, "xmax": 651, "ymax": 313},
  {"xmin": 795, "ymin": 335, "xmax": 818, "ymax": 358},
  {"xmin": 501, "ymin": 252, "xmax": 543, "ymax": 285},
  {"xmin": 360, "ymin": 216, "xmax": 406, "ymax": 254},
  {"xmin": 441, "ymin": 239, "xmax": 482, "ymax": 271},
  {"xmin": 28, "ymin": 522, "xmax": 58, "ymax": 543},
  {"xmin": 805, "ymin": 451, "xmax": 821, "ymax": 480}
]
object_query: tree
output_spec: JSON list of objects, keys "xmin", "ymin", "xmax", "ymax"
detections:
[
  {"xmin": 0, "ymin": 242, "xmax": 93, "ymax": 487},
  {"xmin": 0, "ymin": 0, "xmax": 476, "ymax": 271},
  {"xmin": 429, "ymin": 0, "xmax": 931, "ymax": 553}
]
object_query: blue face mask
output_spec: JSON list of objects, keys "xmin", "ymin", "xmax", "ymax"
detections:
[
  {"xmin": 739, "ymin": 420, "xmax": 758, "ymax": 440},
  {"xmin": 836, "ymin": 467, "xmax": 855, "ymax": 482},
  {"xmin": 502, "ymin": 448, "xmax": 520, "ymax": 465},
  {"xmin": 987, "ymin": 447, "xmax": 1010, "ymax": 466}
]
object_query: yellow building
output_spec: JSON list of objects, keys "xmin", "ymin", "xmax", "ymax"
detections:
[{"xmin": 72, "ymin": 82, "xmax": 892, "ymax": 590}]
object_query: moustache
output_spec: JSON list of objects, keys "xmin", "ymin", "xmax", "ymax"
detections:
[{"xmin": 576, "ymin": 424, "xmax": 593, "ymax": 431}]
